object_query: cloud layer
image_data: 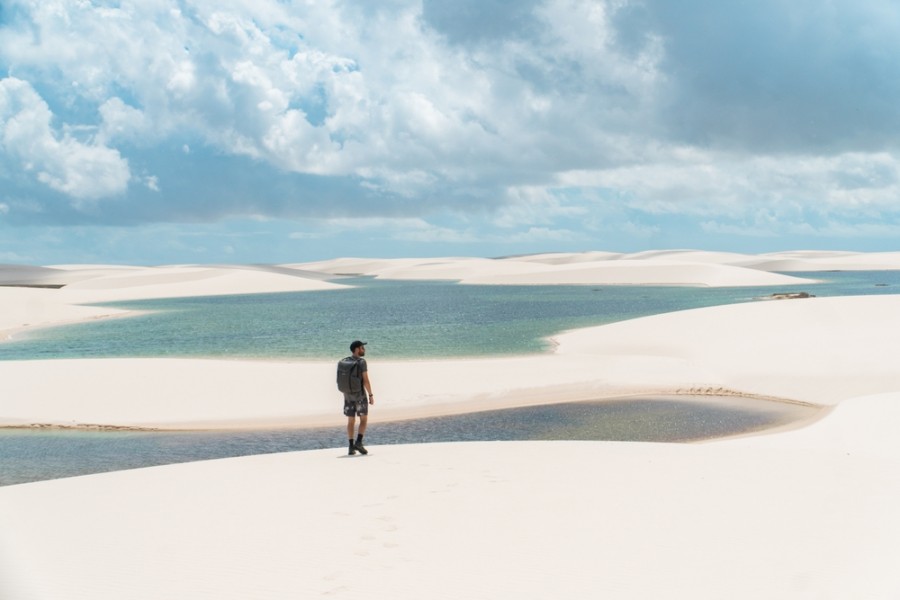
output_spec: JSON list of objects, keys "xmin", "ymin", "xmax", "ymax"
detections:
[{"xmin": 2, "ymin": 0, "xmax": 900, "ymax": 262}]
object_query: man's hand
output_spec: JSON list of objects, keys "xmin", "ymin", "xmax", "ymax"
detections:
[{"xmin": 369, "ymin": 395, "xmax": 375, "ymax": 405}]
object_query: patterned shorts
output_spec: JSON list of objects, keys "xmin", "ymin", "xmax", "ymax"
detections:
[{"xmin": 343, "ymin": 394, "xmax": 369, "ymax": 417}]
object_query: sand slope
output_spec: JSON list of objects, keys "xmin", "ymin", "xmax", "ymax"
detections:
[
  {"xmin": 2, "ymin": 251, "xmax": 900, "ymax": 598},
  {"xmin": 0, "ymin": 264, "xmax": 344, "ymax": 341},
  {"xmin": 3, "ymin": 293, "xmax": 898, "ymax": 428},
  {"xmin": 555, "ymin": 294, "xmax": 900, "ymax": 405},
  {"xmin": 293, "ymin": 249, "xmax": 900, "ymax": 286},
  {"xmin": 295, "ymin": 254, "xmax": 818, "ymax": 286},
  {"xmin": 1, "ymin": 412, "xmax": 898, "ymax": 599}
]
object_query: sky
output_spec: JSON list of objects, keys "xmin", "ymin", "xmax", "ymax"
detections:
[{"xmin": 1, "ymin": 0, "xmax": 900, "ymax": 265}]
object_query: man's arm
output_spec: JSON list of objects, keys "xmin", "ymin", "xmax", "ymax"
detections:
[{"xmin": 362, "ymin": 371, "xmax": 374, "ymax": 404}]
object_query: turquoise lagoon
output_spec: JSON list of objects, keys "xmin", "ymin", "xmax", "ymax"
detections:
[
  {"xmin": 0, "ymin": 270, "xmax": 896, "ymax": 485},
  {"xmin": 2, "ymin": 271, "xmax": 897, "ymax": 361}
]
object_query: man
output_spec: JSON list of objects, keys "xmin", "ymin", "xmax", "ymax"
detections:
[{"xmin": 343, "ymin": 340, "xmax": 374, "ymax": 455}]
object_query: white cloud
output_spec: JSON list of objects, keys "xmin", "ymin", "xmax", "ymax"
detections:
[
  {"xmin": 320, "ymin": 216, "xmax": 471, "ymax": 242},
  {"xmin": 288, "ymin": 231, "xmax": 328, "ymax": 240},
  {"xmin": 320, "ymin": 217, "xmax": 432, "ymax": 231},
  {"xmin": 98, "ymin": 97, "xmax": 154, "ymax": 145},
  {"xmin": 701, "ymin": 219, "xmax": 900, "ymax": 240},
  {"xmin": 392, "ymin": 224, "xmax": 478, "ymax": 244},
  {"xmin": 0, "ymin": 0, "xmax": 663, "ymax": 192},
  {"xmin": 2, "ymin": 0, "xmax": 900, "ymax": 254},
  {"xmin": 536, "ymin": 0, "xmax": 664, "ymax": 94},
  {"xmin": 504, "ymin": 226, "xmax": 585, "ymax": 243},
  {"xmin": 0, "ymin": 78, "xmax": 131, "ymax": 202},
  {"xmin": 307, "ymin": 214, "xmax": 584, "ymax": 245},
  {"xmin": 558, "ymin": 148, "xmax": 900, "ymax": 221},
  {"xmin": 143, "ymin": 175, "xmax": 160, "ymax": 192},
  {"xmin": 494, "ymin": 186, "xmax": 588, "ymax": 228},
  {"xmin": 298, "ymin": 216, "xmax": 479, "ymax": 243},
  {"xmin": 617, "ymin": 221, "xmax": 662, "ymax": 238}
]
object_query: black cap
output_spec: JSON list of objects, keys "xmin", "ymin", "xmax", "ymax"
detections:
[{"xmin": 350, "ymin": 340, "xmax": 367, "ymax": 352}]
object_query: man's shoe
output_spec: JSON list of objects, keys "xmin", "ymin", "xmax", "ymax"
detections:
[
  {"xmin": 348, "ymin": 443, "xmax": 356, "ymax": 456},
  {"xmin": 354, "ymin": 441, "xmax": 368, "ymax": 455}
]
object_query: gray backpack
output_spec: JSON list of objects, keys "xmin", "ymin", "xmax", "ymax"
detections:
[{"xmin": 336, "ymin": 356, "xmax": 362, "ymax": 394}]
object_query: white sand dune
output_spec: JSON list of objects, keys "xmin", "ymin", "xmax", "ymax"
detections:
[
  {"xmin": 0, "ymin": 287, "xmax": 134, "ymax": 342},
  {"xmin": 461, "ymin": 259, "xmax": 813, "ymax": 286},
  {"xmin": 621, "ymin": 249, "xmax": 758, "ymax": 263},
  {"xmin": 555, "ymin": 293, "xmax": 900, "ymax": 405},
  {"xmin": 367, "ymin": 257, "xmax": 539, "ymax": 281},
  {"xmin": 2, "ymin": 293, "xmax": 898, "ymax": 428},
  {"xmin": 61, "ymin": 265, "xmax": 344, "ymax": 302},
  {"xmin": 2, "ymin": 251, "xmax": 900, "ymax": 598},
  {"xmin": 2, "ymin": 250, "xmax": 898, "ymax": 426},
  {"xmin": 294, "ymin": 254, "xmax": 818, "ymax": 287},
  {"xmin": 498, "ymin": 250, "xmax": 624, "ymax": 264},
  {"xmin": 1, "ymin": 408, "xmax": 898, "ymax": 599},
  {"xmin": 285, "ymin": 257, "xmax": 458, "ymax": 277},
  {"xmin": 294, "ymin": 250, "xmax": 900, "ymax": 278},
  {"xmin": 738, "ymin": 250, "xmax": 900, "ymax": 271},
  {"xmin": 0, "ymin": 265, "xmax": 75, "ymax": 287},
  {"xmin": 0, "ymin": 264, "xmax": 144, "ymax": 287},
  {"xmin": 0, "ymin": 264, "xmax": 345, "ymax": 342}
]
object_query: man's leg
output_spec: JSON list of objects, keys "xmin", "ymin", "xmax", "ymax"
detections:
[
  {"xmin": 354, "ymin": 415, "xmax": 369, "ymax": 454},
  {"xmin": 347, "ymin": 416, "xmax": 357, "ymax": 455}
]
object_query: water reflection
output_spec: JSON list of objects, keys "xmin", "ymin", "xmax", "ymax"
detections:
[{"xmin": 0, "ymin": 395, "xmax": 819, "ymax": 486}]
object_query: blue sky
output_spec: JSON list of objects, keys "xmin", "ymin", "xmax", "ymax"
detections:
[{"xmin": 2, "ymin": 0, "xmax": 899, "ymax": 265}]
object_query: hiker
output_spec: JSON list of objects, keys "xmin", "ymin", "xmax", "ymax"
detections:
[{"xmin": 338, "ymin": 340, "xmax": 374, "ymax": 455}]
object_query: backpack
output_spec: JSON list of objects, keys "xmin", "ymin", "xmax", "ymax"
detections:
[{"xmin": 336, "ymin": 356, "xmax": 362, "ymax": 394}]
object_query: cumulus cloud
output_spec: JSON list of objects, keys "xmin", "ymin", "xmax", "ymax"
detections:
[
  {"xmin": 288, "ymin": 215, "xmax": 480, "ymax": 244},
  {"xmin": 97, "ymin": 98, "xmax": 154, "ymax": 146},
  {"xmin": 0, "ymin": 1, "xmax": 661, "ymax": 197},
  {"xmin": 559, "ymin": 149, "xmax": 900, "ymax": 222},
  {"xmin": 319, "ymin": 216, "xmax": 478, "ymax": 243},
  {"xmin": 701, "ymin": 219, "xmax": 900, "ymax": 240},
  {"xmin": 1, "ymin": 0, "xmax": 899, "ymax": 253},
  {"xmin": 0, "ymin": 77, "xmax": 131, "ymax": 202},
  {"xmin": 503, "ymin": 226, "xmax": 585, "ymax": 243},
  {"xmin": 494, "ymin": 186, "xmax": 589, "ymax": 228}
]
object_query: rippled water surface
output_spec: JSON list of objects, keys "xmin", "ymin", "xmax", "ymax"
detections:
[
  {"xmin": 0, "ymin": 270, "xmax": 890, "ymax": 486},
  {"xmin": 0, "ymin": 396, "xmax": 819, "ymax": 486},
  {"xmin": 2, "ymin": 271, "xmax": 897, "ymax": 360}
]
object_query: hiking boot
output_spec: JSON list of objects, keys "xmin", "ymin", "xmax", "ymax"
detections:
[
  {"xmin": 354, "ymin": 441, "xmax": 368, "ymax": 455},
  {"xmin": 348, "ymin": 443, "xmax": 356, "ymax": 456}
]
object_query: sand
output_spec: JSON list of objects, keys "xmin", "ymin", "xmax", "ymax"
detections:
[
  {"xmin": 0, "ymin": 264, "xmax": 344, "ymax": 342},
  {"xmin": 293, "ymin": 253, "xmax": 819, "ymax": 286},
  {"xmin": 1, "ymin": 251, "xmax": 900, "ymax": 598}
]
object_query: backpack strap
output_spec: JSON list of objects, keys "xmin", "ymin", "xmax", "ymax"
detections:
[{"xmin": 350, "ymin": 356, "xmax": 362, "ymax": 390}]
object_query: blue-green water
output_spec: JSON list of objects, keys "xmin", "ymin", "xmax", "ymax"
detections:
[
  {"xmin": 0, "ymin": 270, "xmax": 894, "ymax": 486},
  {"xmin": 2, "ymin": 271, "xmax": 897, "ymax": 361},
  {"xmin": 0, "ymin": 396, "xmax": 818, "ymax": 486}
]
